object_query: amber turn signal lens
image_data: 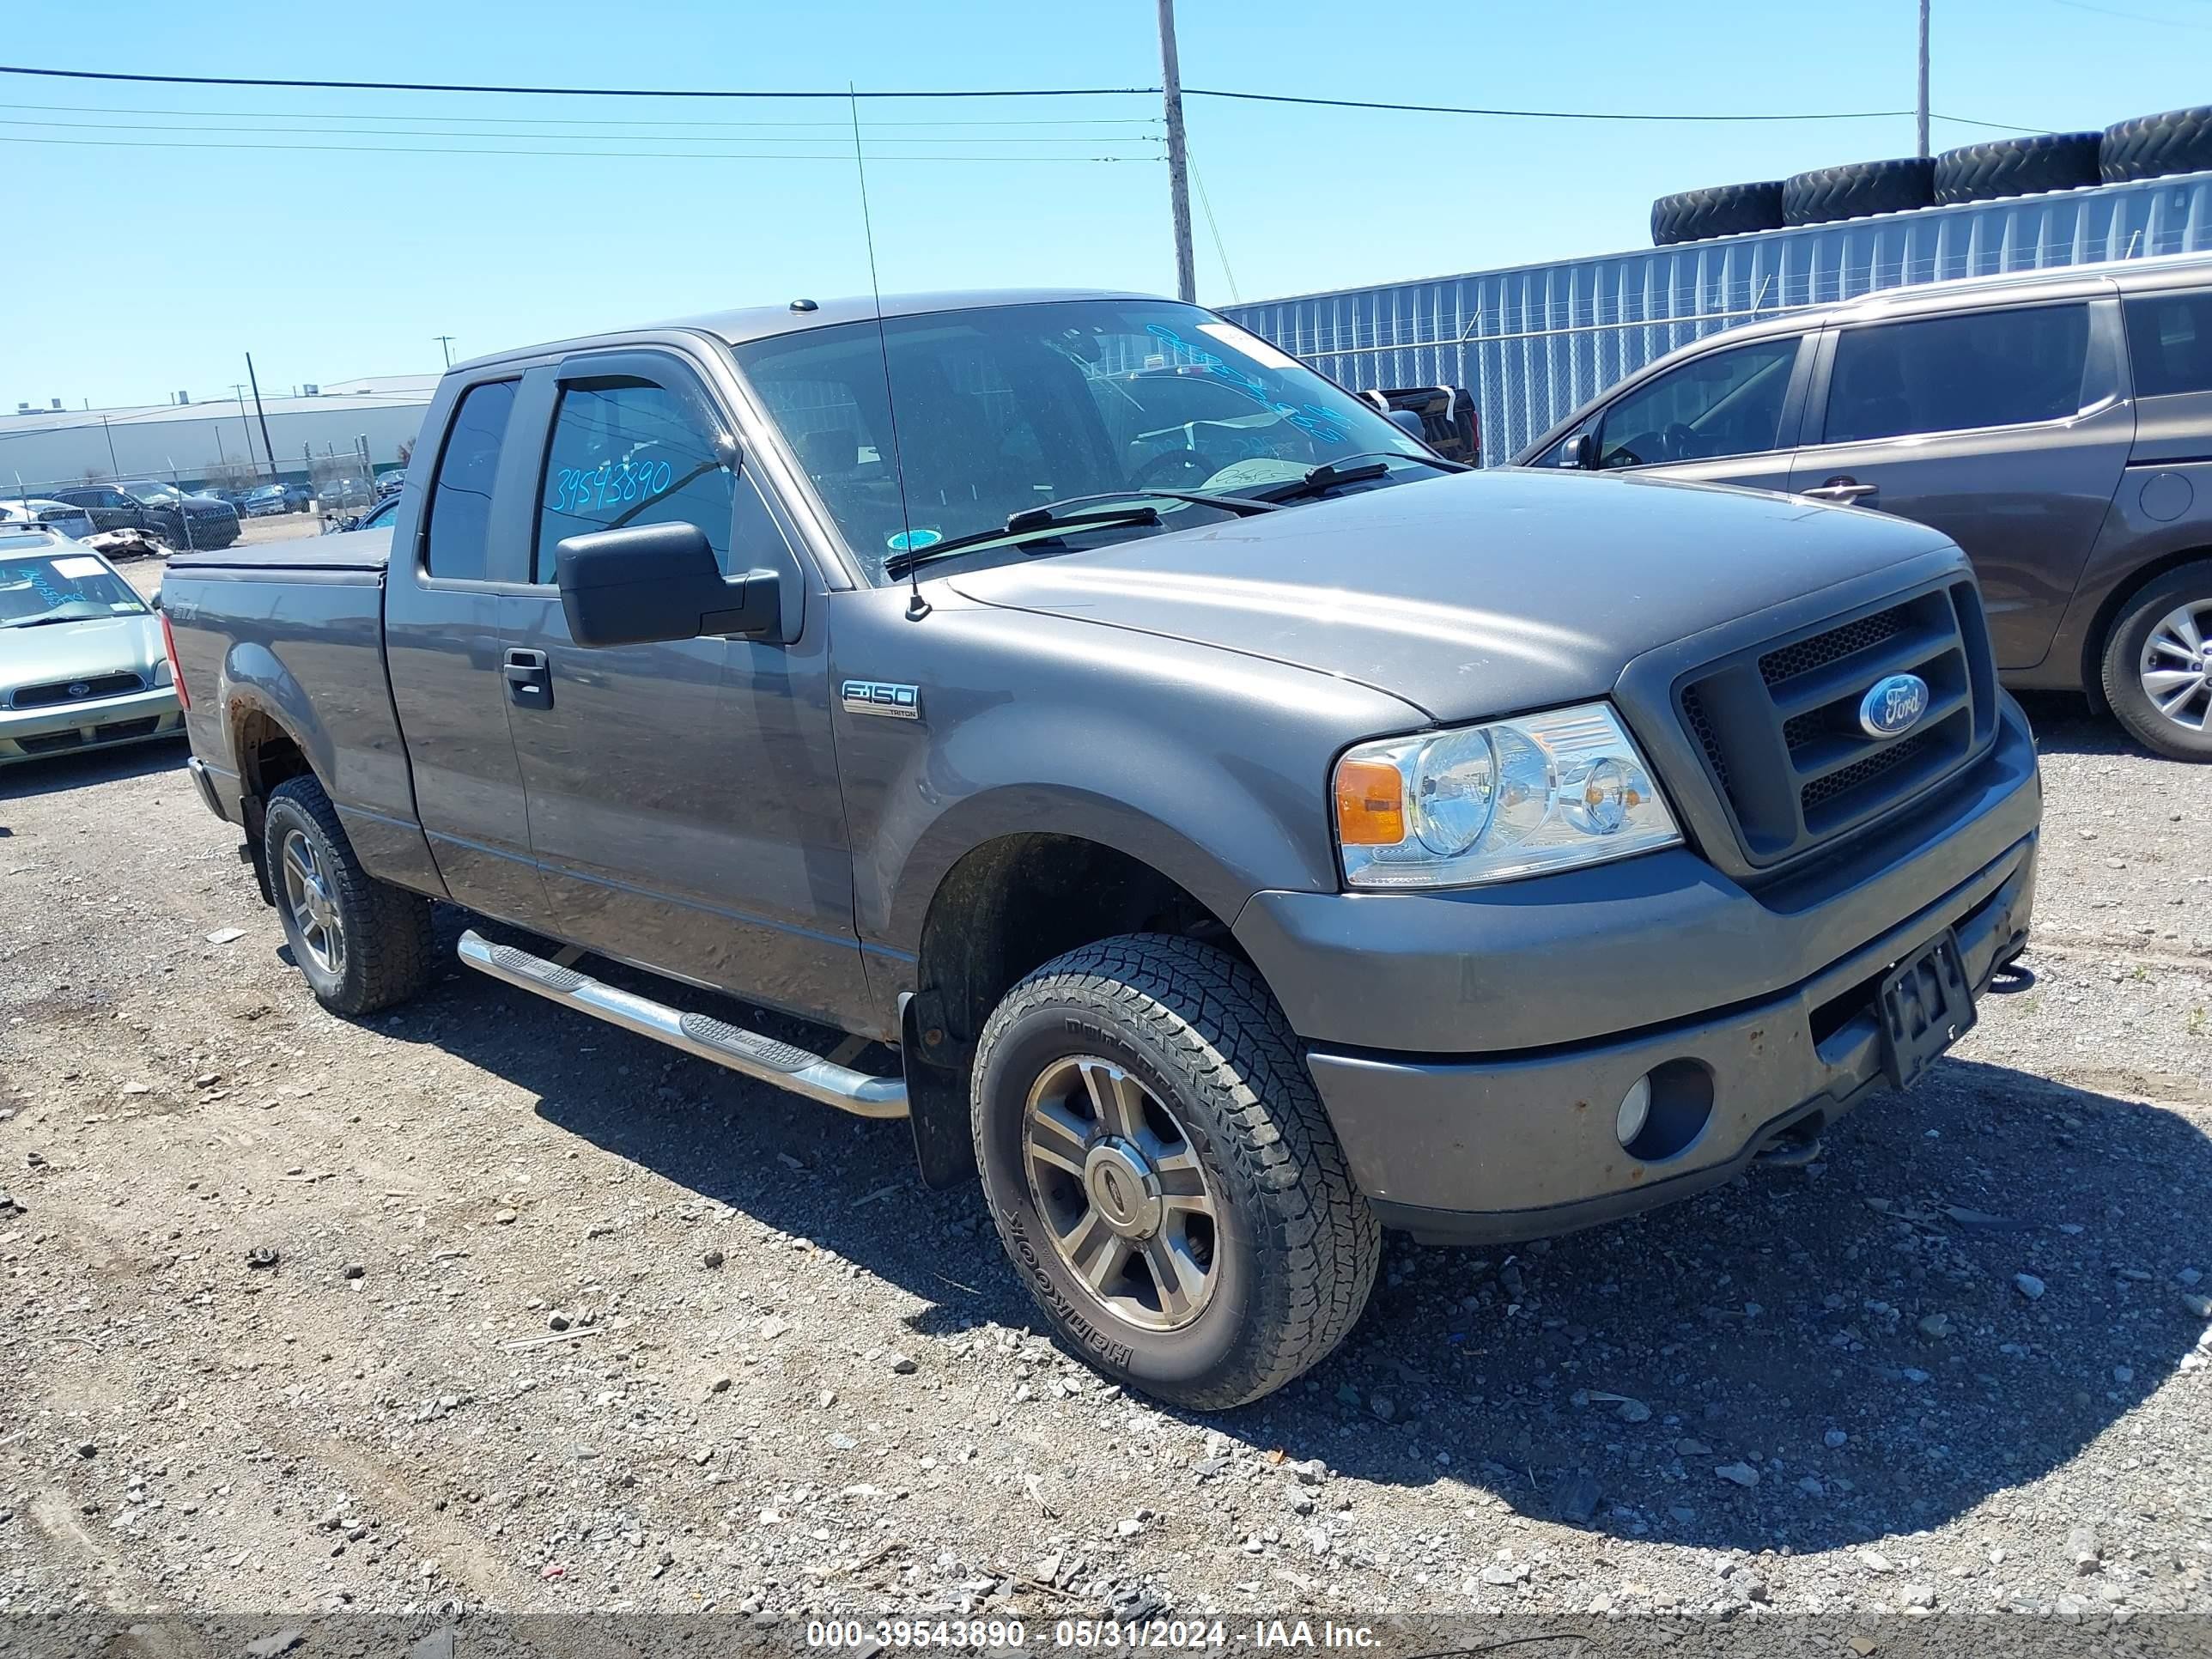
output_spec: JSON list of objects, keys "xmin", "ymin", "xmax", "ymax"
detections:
[{"xmin": 1334, "ymin": 757, "xmax": 1406, "ymax": 846}]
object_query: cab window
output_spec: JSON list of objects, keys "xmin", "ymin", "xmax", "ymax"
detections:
[
  {"xmin": 1595, "ymin": 337, "xmax": 1801, "ymax": 469},
  {"xmin": 531, "ymin": 379, "xmax": 741, "ymax": 583},
  {"xmin": 422, "ymin": 379, "xmax": 518, "ymax": 580}
]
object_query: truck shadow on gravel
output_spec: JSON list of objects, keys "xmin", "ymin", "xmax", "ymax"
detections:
[
  {"xmin": 2012, "ymin": 691, "xmax": 2133, "ymax": 758},
  {"xmin": 392, "ymin": 915, "xmax": 2211, "ymax": 1558},
  {"xmin": 0, "ymin": 738, "xmax": 187, "ymax": 805}
]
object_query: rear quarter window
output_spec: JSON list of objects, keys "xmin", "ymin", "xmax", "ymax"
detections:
[
  {"xmin": 2124, "ymin": 289, "xmax": 2212, "ymax": 398},
  {"xmin": 1824, "ymin": 303, "xmax": 2091, "ymax": 444}
]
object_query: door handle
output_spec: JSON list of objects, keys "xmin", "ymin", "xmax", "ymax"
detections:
[
  {"xmin": 502, "ymin": 647, "xmax": 552, "ymax": 707},
  {"xmin": 1801, "ymin": 477, "xmax": 1879, "ymax": 504}
]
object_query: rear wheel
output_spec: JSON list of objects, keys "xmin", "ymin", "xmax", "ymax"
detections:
[
  {"xmin": 263, "ymin": 775, "xmax": 436, "ymax": 1014},
  {"xmin": 972, "ymin": 933, "xmax": 1379, "ymax": 1410},
  {"xmin": 2100, "ymin": 562, "xmax": 2212, "ymax": 760}
]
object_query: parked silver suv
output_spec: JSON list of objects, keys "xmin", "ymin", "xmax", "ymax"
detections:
[{"xmin": 1516, "ymin": 251, "xmax": 2212, "ymax": 760}]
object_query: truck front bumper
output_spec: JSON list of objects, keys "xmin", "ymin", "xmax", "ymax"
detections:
[
  {"xmin": 1233, "ymin": 696, "xmax": 2040, "ymax": 1243},
  {"xmin": 0, "ymin": 686, "xmax": 183, "ymax": 765}
]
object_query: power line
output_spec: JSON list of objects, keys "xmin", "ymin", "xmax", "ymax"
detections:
[
  {"xmin": 1182, "ymin": 87, "xmax": 1917, "ymax": 122},
  {"xmin": 0, "ymin": 116, "xmax": 1161, "ymax": 147},
  {"xmin": 1189, "ymin": 157, "xmax": 1239, "ymax": 304},
  {"xmin": 1931, "ymin": 113, "xmax": 2059, "ymax": 135},
  {"xmin": 0, "ymin": 62, "xmax": 1158, "ymax": 99},
  {"xmin": 0, "ymin": 61, "xmax": 1955, "ymax": 125},
  {"xmin": 0, "ymin": 133, "xmax": 1141, "ymax": 161},
  {"xmin": 0, "ymin": 98, "xmax": 1161, "ymax": 130},
  {"xmin": 2046, "ymin": 0, "xmax": 2212, "ymax": 25}
]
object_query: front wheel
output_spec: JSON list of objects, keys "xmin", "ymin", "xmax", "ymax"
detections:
[
  {"xmin": 2100, "ymin": 562, "xmax": 2212, "ymax": 760},
  {"xmin": 972, "ymin": 934, "xmax": 1379, "ymax": 1410}
]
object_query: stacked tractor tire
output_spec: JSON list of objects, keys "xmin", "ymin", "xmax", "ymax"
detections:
[{"xmin": 1651, "ymin": 104, "xmax": 2212, "ymax": 246}]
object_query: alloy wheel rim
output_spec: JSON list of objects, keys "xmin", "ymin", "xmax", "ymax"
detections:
[
  {"xmin": 1021, "ymin": 1055, "xmax": 1219, "ymax": 1331},
  {"xmin": 2139, "ymin": 599, "xmax": 2212, "ymax": 733},
  {"xmin": 280, "ymin": 830, "xmax": 344, "ymax": 976}
]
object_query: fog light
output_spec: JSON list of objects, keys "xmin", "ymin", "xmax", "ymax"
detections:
[{"xmin": 1615, "ymin": 1074, "xmax": 1652, "ymax": 1148}]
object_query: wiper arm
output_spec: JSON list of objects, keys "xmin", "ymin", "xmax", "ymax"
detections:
[
  {"xmin": 881, "ymin": 488, "xmax": 1274, "ymax": 580},
  {"xmin": 884, "ymin": 506, "xmax": 1163, "ymax": 580},
  {"xmin": 1248, "ymin": 449, "xmax": 1470, "ymax": 506},
  {"xmin": 1023, "ymin": 487, "xmax": 1278, "ymax": 520}
]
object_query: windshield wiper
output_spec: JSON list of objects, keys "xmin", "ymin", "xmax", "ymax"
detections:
[
  {"xmin": 1247, "ymin": 449, "xmax": 1470, "ymax": 506},
  {"xmin": 882, "ymin": 488, "xmax": 1274, "ymax": 580},
  {"xmin": 0, "ymin": 613, "xmax": 99, "ymax": 629}
]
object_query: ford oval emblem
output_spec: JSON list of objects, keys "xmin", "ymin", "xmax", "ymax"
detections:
[
  {"xmin": 1858, "ymin": 672, "xmax": 1929, "ymax": 739},
  {"xmin": 67, "ymin": 681, "xmax": 92, "ymax": 699}
]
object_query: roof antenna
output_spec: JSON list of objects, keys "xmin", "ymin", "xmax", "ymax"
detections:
[{"xmin": 849, "ymin": 82, "xmax": 927, "ymax": 622}]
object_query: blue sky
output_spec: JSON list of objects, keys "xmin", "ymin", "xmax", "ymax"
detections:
[{"xmin": 3, "ymin": 0, "xmax": 2207, "ymax": 409}]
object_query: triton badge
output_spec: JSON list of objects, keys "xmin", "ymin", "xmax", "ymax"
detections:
[
  {"xmin": 842, "ymin": 680, "xmax": 921, "ymax": 720},
  {"xmin": 1858, "ymin": 672, "xmax": 1929, "ymax": 739}
]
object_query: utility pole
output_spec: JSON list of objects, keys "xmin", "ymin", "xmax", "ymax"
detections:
[
  {"xmin": 244, "ymin": 353, "xmax": 276, "ymax": 483},
  {"xmin": 1156, "ymin": 0, "xmax": 1197, "ymax": 304},
  {"xmin": 1916, "ymin": 0, "xmax": 1930, "ymax": 159},
  {"xmin": 434, "ymin": 335, "xmax": 455, "ymax": 368},
  {"xmin": 231, "ymin": 381, "xmax": 261, "ymax": 473}
]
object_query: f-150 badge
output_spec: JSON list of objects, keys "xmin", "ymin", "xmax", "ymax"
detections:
[{"xmin": 842, "ymin": 680, "xmax": 921, "ymax": 720}]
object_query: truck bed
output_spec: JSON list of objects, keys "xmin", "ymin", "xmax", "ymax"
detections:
[
  {"xmin": 165, "ymin": 526, "xmax": 392, "ymax": 577},
  {"xmin": 160, "ymin": 526, "xmax": 439, "ymax": 896}
]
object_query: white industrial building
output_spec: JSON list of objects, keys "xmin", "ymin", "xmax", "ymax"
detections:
[{"xmin": 1, "ymin": 374, "xmax": 439, "ymax": 495}]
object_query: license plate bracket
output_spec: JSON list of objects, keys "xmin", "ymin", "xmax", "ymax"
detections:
[{"xmin": 1877, "ymin": 928, "xmax": 1977, "ymax": 1091}]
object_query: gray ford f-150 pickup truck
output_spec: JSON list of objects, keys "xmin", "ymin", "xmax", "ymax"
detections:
[{"xmin": 161, "ymin": 290, "xmax": 2041, "ymax": 1408}]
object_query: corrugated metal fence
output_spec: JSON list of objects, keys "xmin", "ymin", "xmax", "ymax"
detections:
[{"xmin": 1223, "ymin": 170, "xmax": 2212, "ymax": 465}]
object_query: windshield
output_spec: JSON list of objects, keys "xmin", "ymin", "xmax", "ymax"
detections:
[
  {"xmin": 124, "ymin": 483, "xmax": 180, "ymax": 504},
  {"xmin": 729, "ymin": 299, "xmax": 1428, "ymax": 581},
  {"xmin": 0, "ymin": 549, "xmax": 145, "ymax": 628}
]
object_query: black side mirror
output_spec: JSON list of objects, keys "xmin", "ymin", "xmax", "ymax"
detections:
[
  {"xmin": 1385, "ymin": 408, "xmax": 1428, "ymax": 441},
  {"xmin": 1561, "ymin": 432, "xmax": 1596, "ymax": 470},
  {"xmin": 555, "ymin": 521, "xmax": 781, "ymax": 648}
]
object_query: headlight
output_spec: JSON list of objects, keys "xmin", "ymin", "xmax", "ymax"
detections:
[
  {"xmin": 151, "ymin": 657, "xmax": 174, "ymax": 689},
  {"xmin": 1333, "ymin": 702, "xmax": 1681, "ymax": 889}
]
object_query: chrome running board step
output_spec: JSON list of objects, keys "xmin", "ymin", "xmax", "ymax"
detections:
[{"xmin": 457, "ymin": 929, "xmax": 907, "ymax": 1120}]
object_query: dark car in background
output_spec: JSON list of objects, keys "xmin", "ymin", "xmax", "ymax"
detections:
[
  {"xmin": 47, "ymin": 480, "xmax": 241, "ymax": 550},
  {"xmin": 1513, "ymin": 250, "xmax": 2212, "ymax": 760},
  {"xmin": 1363, "ymin": 385, "xmax": 1480, "ymax": 465},
  {"xmin": 320, "ymin": 493, "xmax": 400, "ymax": 536}
]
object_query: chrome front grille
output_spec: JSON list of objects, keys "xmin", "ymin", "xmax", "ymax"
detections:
[{"xmin": 1676, "ymin": 580, "xmax": 1996, "ymax": 868}]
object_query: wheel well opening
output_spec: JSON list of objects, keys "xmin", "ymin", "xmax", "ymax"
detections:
[
  {"xmin": 235, "ymin": 709, "xmax": 309, "ymax": 804},
  {"xmin": 912, "ymin": 834, "xmax": 1235, "ymax": 1072},
  {"xmin": 2083, "ymin": 547, "xmax": 2212, "ymax": 691}
]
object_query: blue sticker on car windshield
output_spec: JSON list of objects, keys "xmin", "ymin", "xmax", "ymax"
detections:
[{"xmin": 887, "ymin": 527, "xmax": 943, "ymax": 552}]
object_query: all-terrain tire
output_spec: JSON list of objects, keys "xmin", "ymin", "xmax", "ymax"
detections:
[
  {"xmin": 971, "ymin": 933, "xmax": 1380, "ymax": 1411},
  {"xmin": 1650, "ymin": 180, "xmax": 1784, "ymax": 246},
  {"xmin": 1933, "ymin": 131, "xmax": 2102, "ymax": 205},
  {"xmin": 262, "ymin": 775, "xmax": 436, "ymax": 1015},
  {"xmin": 2099, "ymin": 562, "xmax": 2212, "ymax": 762},
  {"xmin": 1783, "ymin": 156, "xmax": 1936, "ymax": 227},
  {"xmin": 2100, "ymin": 105, "xmax": 2212, "ymax": 185}
]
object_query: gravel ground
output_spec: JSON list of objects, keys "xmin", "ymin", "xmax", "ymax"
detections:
[{"xmin": 1, "ymin": 695, "xmax": 2208, "ymax": 1634}]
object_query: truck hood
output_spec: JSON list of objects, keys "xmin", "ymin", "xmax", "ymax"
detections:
[
  {"xmin": 945, "ymin": 468, "xmax": 1956, "ymax": 722},
  {"xmin": 0, "ymin": 612, "xmax": 164, "ymax": 690}
]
